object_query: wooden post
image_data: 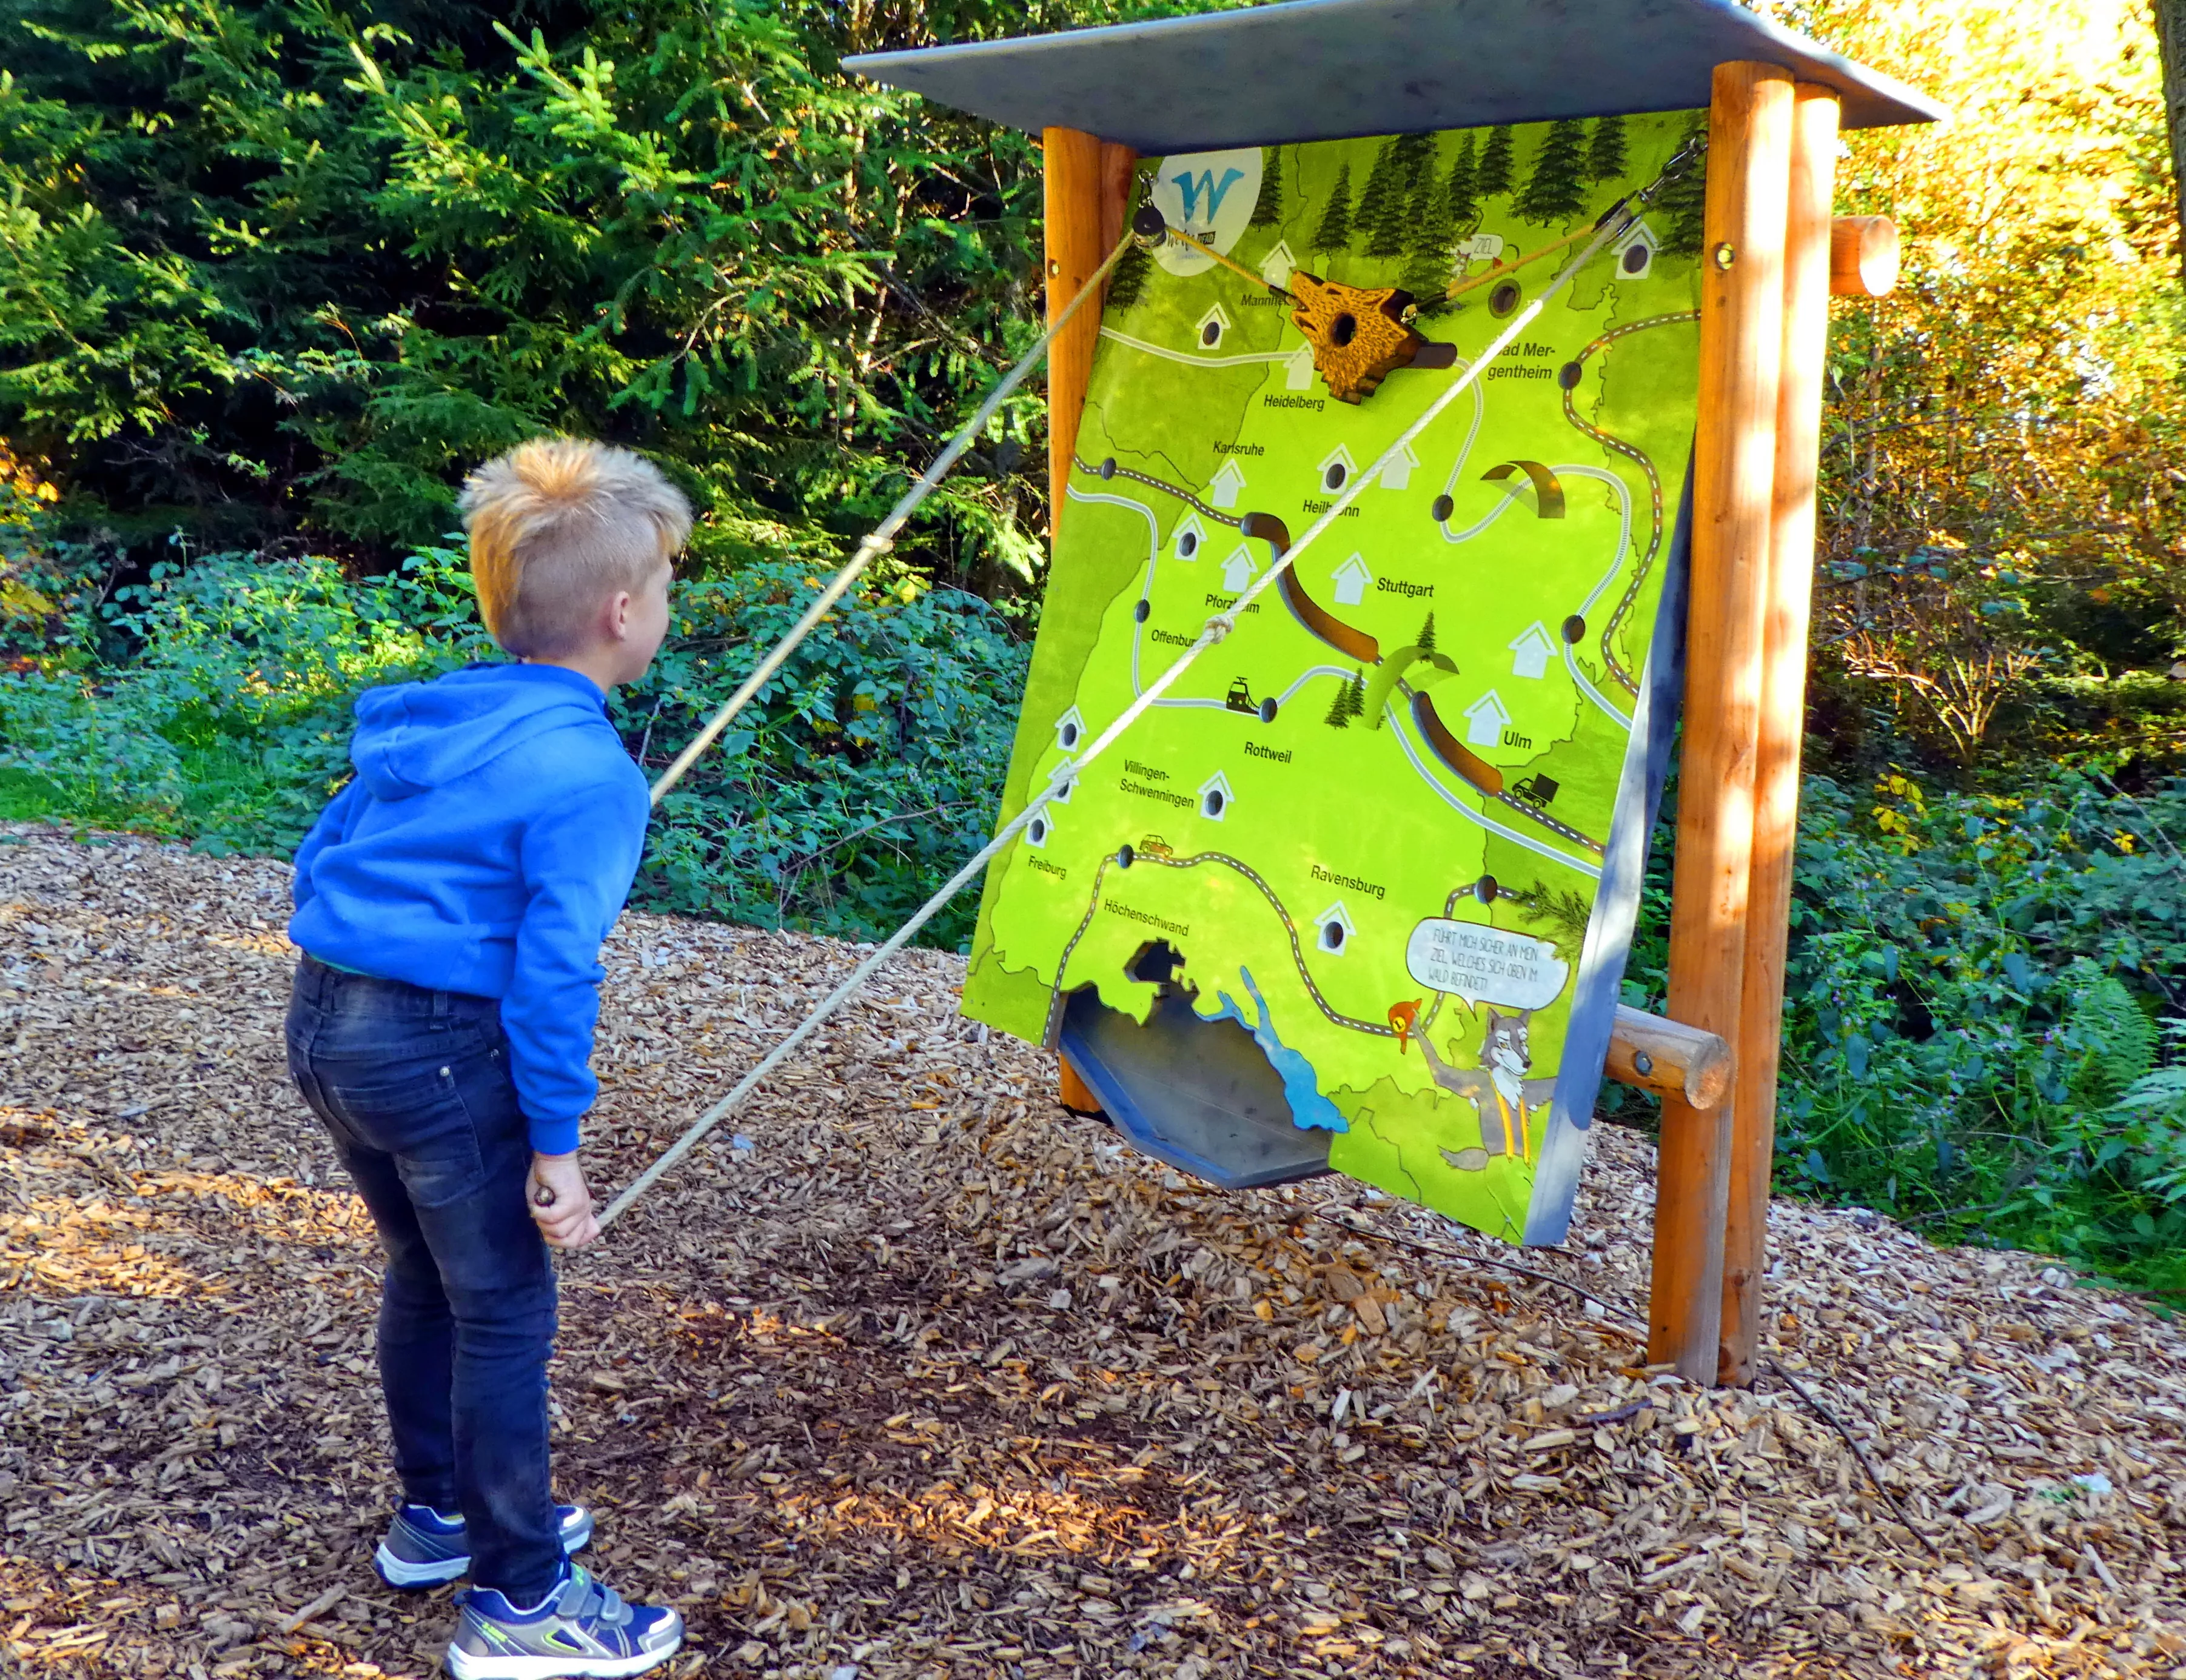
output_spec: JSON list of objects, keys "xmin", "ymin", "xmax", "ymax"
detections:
[
  {"xmin": 1647, "ymin": 62, "xmax": 1795, "ymax": 1384},
  {"xmin": 1718, "ymin": 84, "xmax": 1842, "ymax": 1388},
  {"xmin": 1043, "ymin": 129, "xmax": 1136, "ymax": 538},
  {"xmin": 1099, "ymin": 140, "xmax": 1138, "ymax": 258},
  {"xmin": 1059, "ymin": 1056, "xmax": 1104, "ymax": 1116},
  {"xmin": 1046, "ymin": 130, "xmax": 1136, "ymax": 1119}
]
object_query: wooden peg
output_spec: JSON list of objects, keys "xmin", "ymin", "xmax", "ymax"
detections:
[
  {"xmin": 1604, "ymin": 1005, "xmax": 1733, "ymax": 1109},
  {"xmin": 1829, "ymin": 215, "xmax": 1897, "ymax": 297}
]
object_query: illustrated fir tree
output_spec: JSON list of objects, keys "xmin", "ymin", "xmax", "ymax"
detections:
[
  {"xmin": 1514, "ymin": 118, "xmax": 1590, "ymax": 224},
  {"xmin": 1105, "ymin": 241, "xmax": 1152, "ymax": 311},
  {"xmin": 1362, "ymin": 136, "xmax": 1435, "ymax": 259},
  {"xmin": 1657, "ymin": 121, "xmax": 1709, "ymax": 256},
  {"xmin": 1323, "ymin": 674, "xmax": 1353, "ymax": 728},
  {"xmin": 1346, "ymin": 669, "xmax": 1369, "ymax": 720},
  {"xmin": 1352, "ymin": 141, "xmax": 1404, "ymax": 251},
  {"xmin": 1312, "ymin": 161, "xmax": 1353, "ymax": 252},
  {"xmin": 1417, "ymin": 611, "xmax": 1438, "ymax": 653},
  {"xmin": 1393, "ymin": 132, "xmax": 1438, "ymax": 194},
  {"xmin": 1249, "ymin": 150, "xmax": 1284, "ymax": 226},
  {"xmin": 1586, "ymin": 113, "xmax": 1628, "ymax": 183},
  {"xmin": 1400, "ymin": 164, "xmax": 1457, "ymax": 300},
  {"xmin": 1444, "ymin": 133, "xmax": 1479, "ymax": 228},
  {"xmin": 1476, "ymin": 125, "xmax": 1515, "ymax": 198}
]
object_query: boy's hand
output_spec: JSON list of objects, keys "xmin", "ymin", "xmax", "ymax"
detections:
[{"xmin": 527, "ymin": 1153, "xmax": 599, "ymax": 1248}]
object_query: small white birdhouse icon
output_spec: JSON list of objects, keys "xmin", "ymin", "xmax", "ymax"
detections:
[
  {"xmin": 1464, "ymin": 689, "xmax": 1512, "ymax": 748},
  {"xmin": 1209, "ymin": 459, "xmax": 1249, "ymax": 508},
  {"xmin": 1507, "ymin": 622, "xmax": 1556, "ymax": 680},
  {"xmin": 1313, "ymin": 901, "xmax": 1357, "ymax": 955}
]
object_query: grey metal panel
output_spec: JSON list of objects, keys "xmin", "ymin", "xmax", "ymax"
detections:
[
  {"xmin": 842, "ymin": 0, "xmax": 1945, "ymax": 148},
  {"xmin": 1058, "ymin": 988, "xmax": 1334, "ymax": 1190},
  {"xmin": 1524, "ymin": 450, "xmax": 1694, "ymax": 1247}
]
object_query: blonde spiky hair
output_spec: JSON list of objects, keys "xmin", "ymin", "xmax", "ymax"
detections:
[{"xmin": 460, "ymin": 438, "xmax": 692, "ymax": 658}]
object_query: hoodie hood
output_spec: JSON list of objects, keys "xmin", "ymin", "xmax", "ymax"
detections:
[{"xmin": 350, "ymin": 663, "xmax": 610, "ymax": 800}]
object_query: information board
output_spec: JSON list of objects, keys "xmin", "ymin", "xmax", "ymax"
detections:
[{"xmin": 966, "ymin": 113, "xmax": 1706, "ymax": 1243}]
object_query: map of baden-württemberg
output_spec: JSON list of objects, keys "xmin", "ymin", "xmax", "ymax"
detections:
[{"xmin": 966, "ymin": 113, "xmax": 1706, "ymax": 1243}]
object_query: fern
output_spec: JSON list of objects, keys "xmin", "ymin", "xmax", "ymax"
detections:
[{"xmin": 2065, "ymin": 965, "xmax": 2158, "ymax": 1103}]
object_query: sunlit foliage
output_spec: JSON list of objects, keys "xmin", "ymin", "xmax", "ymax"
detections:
[{"xmin": 1788, "ymin": 0, "xmax": 2186, "ymax": 771}]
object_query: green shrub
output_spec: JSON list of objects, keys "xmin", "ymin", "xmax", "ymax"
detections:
[
  {"xmin": 0, "ymin": 542, "xmax": 1029, "ymax": 948},
  {"xmin": 1613, "ymin": 766, "xmax": 2186, "ymax": 1294}
]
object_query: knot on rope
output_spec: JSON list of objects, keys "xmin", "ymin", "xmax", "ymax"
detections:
[{"xmin": 1204, "ymin": 613, "xmax": 1236, "ymax": 644}]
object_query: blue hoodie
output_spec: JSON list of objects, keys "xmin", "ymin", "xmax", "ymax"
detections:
[{"xmin": 289, "ymin": 663, "xmax": 650, "ymax": 1155}]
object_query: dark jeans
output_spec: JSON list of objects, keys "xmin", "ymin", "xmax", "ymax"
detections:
[{"xmin": 285, "ymin": 955, "xmax": 562, "ymax": 1601}]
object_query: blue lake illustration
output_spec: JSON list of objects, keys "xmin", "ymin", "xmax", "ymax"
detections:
[{"xmin": 1195, "ymin": 966, "xmax": 1347, "ymax": 1133}]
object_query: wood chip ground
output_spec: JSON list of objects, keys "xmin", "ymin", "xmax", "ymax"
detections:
[{"xmin": 4, "ymin": 826, "xmax": 2185, "ymax": 1678}]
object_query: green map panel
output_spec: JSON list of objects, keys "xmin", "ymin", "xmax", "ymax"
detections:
[{"xmin": 967, "ymin": 113, "xmax": 1706, "ymax": 1245}]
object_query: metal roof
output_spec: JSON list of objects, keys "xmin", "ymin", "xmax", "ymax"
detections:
[{"xmin": 843, "ymin": 0, "xmax": 1945, "ymax": 152}]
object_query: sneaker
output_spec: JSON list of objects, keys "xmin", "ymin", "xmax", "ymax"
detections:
[
  {"xmin": 374, "ymin": 1503, "xmax": 594, "ymax": 1589},
  {"xmin": 446, "ymin": 1563, "xmax": 683, "ymax": 1679}
]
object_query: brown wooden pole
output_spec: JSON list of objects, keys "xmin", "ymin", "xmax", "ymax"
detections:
[
  {"xmin": 1647, "ymin": 61, "xmax": 1795, "ymax": 1384},
  {"xmin": 1718, "ymin": 84, "xmax": 1842, "ymax": 1388},
  {"xmin": 1045, "ymin": 130, "xmax": 1134, "ymax": 1118},
  {"xmin": 1058, "ymin": 1056, "xmax": 1104, "ymax": 1116},
  {"xmin": 1098, "ymin": 141, "xmax": 1139, "ymax": 256},
  {"xmin": 1044, "ymin": 128, "xmax": 1129, "ymax": 539}
]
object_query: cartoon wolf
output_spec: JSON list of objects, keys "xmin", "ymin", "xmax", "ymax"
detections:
[{"xmin": 1410, "ymin": 1008, "xmax": 1557, "ymax": 1164}]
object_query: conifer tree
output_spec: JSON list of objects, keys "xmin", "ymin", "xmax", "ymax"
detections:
[
  {"xmin": 1444, "ymin": 133, "xmax": 1479, "ymax": 228},
  {"xmin": 1477, "ymin": 125, "xmax": 1515, "ymax": 198},
  {"xmin": 1105, "ymin": 241, "xmax": 1152, "ymax": 311},
  {"xmin": 1366, "ymin": 137, "xmax": 1436, "ymax": 259},
  {"xmin": 1586, "ymin": 114, "xmax": 1628, "ymax": 184},
  {"xmin": 1312, "ymin": 161, "xmax": 1353, "ymax": 252},
  {"xmin": 1394, "ymin": 133, "xmax": 1438, "ymax": 193},
  {"xmin": 1417, "ymin": 612, "xmax": 1438, "ymax": 653},
  {"xmin": 1655, "ymin": 121, "xmax": 1709, "ymax": 255},
  {"xmin": 1367, "ymin": 168, "xmax": 1414, "ymax": 258},
  {"xmin": 1351, "ymin": 141, "xmax": 1403, "ymax": 250},
  {"xmin": 1249, "ymin": 150, "xmax": 1284, "ymax": 226},
  {"xmin": 1400, "ymin": 165, "xmax": 1457, "ymax": 298},
  {"xmin": 1346, "ymin": 670, "xmax": 1369, "ymax": 720},
  {"xmin": 1515, "ymin": 118, "xmax": 1590, "ymax": 223},
  {"xmin": 1323, "ymin": 674, "xmax": 1353, "ymax": 728}
]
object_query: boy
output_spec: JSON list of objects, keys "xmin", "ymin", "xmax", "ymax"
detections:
[{"xmin": 285, "ymin": 438, "xmax": 689, "ymax": 1679}]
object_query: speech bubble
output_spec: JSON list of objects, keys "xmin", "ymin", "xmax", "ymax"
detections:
[{"xmin": 1405, "ymin": 919, "xmax": 1569, "ymax": 1011}]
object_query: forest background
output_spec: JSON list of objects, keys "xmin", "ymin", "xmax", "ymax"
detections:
[{"xmin": 3, "ymin": 0, "xmax": 2185, "ymax": 1291}]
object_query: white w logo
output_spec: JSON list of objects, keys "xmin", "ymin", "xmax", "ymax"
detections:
[{"xmin": 1172, "ymin": 166, "xmax": 1245, "ymax": 226}]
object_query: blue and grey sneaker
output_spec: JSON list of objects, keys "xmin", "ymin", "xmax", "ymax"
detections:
[
  {"xmin": 374, "ymin": 1503, "xmax": 594, "ymax": 1589},
  {"xmin": 447, "ymin": 1563, "xmax": 683, "ymax": 1679}
]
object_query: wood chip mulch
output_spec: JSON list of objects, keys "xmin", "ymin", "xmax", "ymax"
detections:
[{"xmin": 5, "ymin": 825, "xmax": 2186, "ymax": 1679}]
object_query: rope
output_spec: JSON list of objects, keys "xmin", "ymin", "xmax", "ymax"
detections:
[
  {"xmin": 602, "ymin": 159, "xmax": 1689, "ymax": 1230},
  {"xmin": 645, "ymin": 224, "xmax": 1139, "ymax": 808},
  {"xmin": 1164, "ymin": 224, "xmax": 1296, "ymax": 300}
]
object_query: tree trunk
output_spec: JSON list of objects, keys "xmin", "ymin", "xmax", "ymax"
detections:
[{"xmin": 2150, "ymin": 0, "xmax": 2186, "ymax": 278}]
